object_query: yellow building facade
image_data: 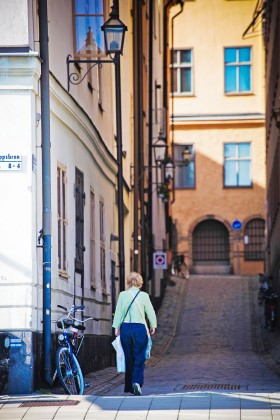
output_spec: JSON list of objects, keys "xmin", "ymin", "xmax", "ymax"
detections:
[{"xmin": 169, "ymin": 0, "xmax": 266, "ymax": 276}]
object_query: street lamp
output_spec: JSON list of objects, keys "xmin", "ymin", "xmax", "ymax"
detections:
[
  {"xmin": 102, "ymin": 1, "xmax": 127, "ymax": 292},
  {"xmin": 101, "ymin": 1, "xmax": 127, "ymax": 55},
  {"xmin": 152, "ymin": 129, "xmax": 167, "ymax": 165},
  {"xmin": 67, "ymin": 0, "xmax": 127, "ymax": 292},
  {"xmin": 182, "ymin": 145, "xmax": 193, "ymax": 164},
  {"xmin": 165, "ymin": 158, "xmax": 175, "ymax": 182}
]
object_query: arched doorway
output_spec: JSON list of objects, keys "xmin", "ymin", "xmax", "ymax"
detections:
[{"xmin": 192, "ymin": 219, "xmax": 230, "ymax": 274}]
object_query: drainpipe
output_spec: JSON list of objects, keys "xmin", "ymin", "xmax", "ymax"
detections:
[
  {"xmin": 38, "ymin": 0, "xmax": 52, "ymax": 386},
  {"xmin": 163, "ymin": 1, "xmax": 173, "ymax": 112},
  {"xmin": 171, "ymin": 2, "xmax": 185, "ymax": 204},
  {"xmin": 133, "ymin": 0, "xmax": 143, "ymax": 275},
  {"xmin": 148, "ymin": 0, "xmax": 154, "ymax": 292}
]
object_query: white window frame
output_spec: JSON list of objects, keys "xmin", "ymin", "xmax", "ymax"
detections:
[
  {"xmin": 223, "ymin": 142, "xmax": 252, "ymax": 187},
  {"xmin": 99, "ymin": 197, "xmax": 106, "ymax": 293},
  {"xmin": 57, "ymin": 163, "xmax": 68, "ymax": 275},
  {"xmin": 224, "ymin": 46, "xmax": 252, "ymax": 94},
  {"xmin": 73, "ymin": 0, "xmax": 107, "ymax": 58},
  {"xmin": 90, "ymin": 188, "xmax": 96, "ymax": 289},
  {"xmin": 171, "ymin": 48, "xmax": 193, "ymax": 95}
]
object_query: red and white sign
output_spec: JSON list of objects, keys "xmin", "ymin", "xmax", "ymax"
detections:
[{"xmin": 153, "ymin": 252, "xmax": 167, "ymax": 269}]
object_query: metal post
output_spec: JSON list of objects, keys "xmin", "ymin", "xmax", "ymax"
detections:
[
  {"xmin": 114, "ymin": 54, "xmax": 125, "ymax": 292},
  {"xmin": 38, "ymin": 0, "xmax": 52, "ymax": 386},
  {"xmin": 132, "ymin": 0, "xmax": 141, "ymax": 273},
  {"xmin": 148, "ymin": 0, "xmax": 154, "ymax": 293}
]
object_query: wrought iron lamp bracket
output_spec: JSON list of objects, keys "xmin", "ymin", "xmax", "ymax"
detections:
[{"xmin": 66, "ymin": 54, "xmax": 116, "ymax": 92}]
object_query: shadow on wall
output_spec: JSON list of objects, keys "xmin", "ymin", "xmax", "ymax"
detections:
[{"xmin": 172, "ymin": 148, "xmax": 266, "ymax": 275}]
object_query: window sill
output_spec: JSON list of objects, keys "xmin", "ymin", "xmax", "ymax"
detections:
[
  {"xmin": 174, "ymin": 186, "xmax": 196, "ymax": 190},
  {"xmin": 59, "ymin": 270, "xmax": 69, "ymax": 279},
  {"xmin": 225, "ymin": 92, "xmax": 254, "ymax": 97},
  {"xmin": 170, "ymin": 93, "xmax": 195, "ymax": 98},
  {"xmin": 223, "ymin": 184, "xmax": 253, "ymax": 189}
]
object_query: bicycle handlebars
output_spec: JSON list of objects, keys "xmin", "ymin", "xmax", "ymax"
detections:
[
  {"xmin": 56, "ymin": 305, "xmax": 100, "ymax": 323},
  {"xmin": 57, "ymin": 304, "xmax": 85, "ymax": 312}
]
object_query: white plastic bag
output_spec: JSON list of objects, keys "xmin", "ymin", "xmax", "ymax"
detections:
[
  {"xmin": 145, "ymin": 336, "xmax": 153, "ymax": 360},
  {"xmin": 112, "ymin": 336, "xmax": 126, "ymax": 373}
]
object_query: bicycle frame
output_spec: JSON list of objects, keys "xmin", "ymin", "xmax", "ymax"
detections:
[
  {"xmin": 52, "ymin": 304, "xmax": 98, "ymax": 391},
  {"xmin": 53, "ymin": 305, "xmax": 99, "ymax": 395}
]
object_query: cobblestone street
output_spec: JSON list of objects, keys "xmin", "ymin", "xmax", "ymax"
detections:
[
  {"xmin": 106, "ymin": 275, "xmax": 280, "ymax": 396},
  {"xmin": 2, "ymin": 275, "xmax": 280, "ymax": 419}
]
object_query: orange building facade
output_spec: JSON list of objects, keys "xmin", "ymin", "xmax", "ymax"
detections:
[{"xmin": 169, "ymin": 0, "xmax": 266, "ymax": 276}]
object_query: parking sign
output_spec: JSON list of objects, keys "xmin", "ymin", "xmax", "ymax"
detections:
[{"xmin": 153, "ymin": 252, "xmax": 167, "ymax": 269}]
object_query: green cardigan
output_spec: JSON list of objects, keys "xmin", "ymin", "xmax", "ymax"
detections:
[{"xmin": 112, "ymin": 286, "xmax": 157, "ymax": 329}]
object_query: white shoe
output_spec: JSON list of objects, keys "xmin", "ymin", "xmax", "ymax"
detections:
[{"xmin": 132, "ymin": 383, "xmax": 142, "ymax": 395}]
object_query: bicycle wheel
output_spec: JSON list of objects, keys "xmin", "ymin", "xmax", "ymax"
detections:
[{"xmin": 55, "ymin": 346, "xmax": 84, "ymax": 395}]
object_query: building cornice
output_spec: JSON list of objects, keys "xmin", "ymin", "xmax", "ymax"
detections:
[
  {"xmin": 0, "ymin": 53, "xmax": 41, "ymax": 94},
  {"xmin": 171, "ymin": 113, "xmax": 265, "ymax": 127},
  {"xmin": 171, "ymin": 113, "xmax": 265, "ymax": 121}
]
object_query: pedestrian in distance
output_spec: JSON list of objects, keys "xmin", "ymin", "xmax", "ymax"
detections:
[{"xmin": 112, "ymin": 271, "xmax": 157, "ymax": 396}]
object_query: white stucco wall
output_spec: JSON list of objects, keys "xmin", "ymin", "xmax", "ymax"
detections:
[
  {"xmin": 0, "ymin": 0, "xmax": 30, "ymax": 47},
  {"xmin": 0, "ymin": 55, "xmax": 40, "ymax": 330}
]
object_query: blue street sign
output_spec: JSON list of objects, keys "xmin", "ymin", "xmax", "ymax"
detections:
[{"xmin": 232, "ymin": 220, "xmax": 242, "ymax": 230}]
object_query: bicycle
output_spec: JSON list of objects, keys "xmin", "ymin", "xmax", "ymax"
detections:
[
  {"xmin": 264, "ymin": 291, "xmax": 278, "ymax": 331},
  {"xmin": 52, "ymin": 304, "xmax": 98, "ymax": 395}
]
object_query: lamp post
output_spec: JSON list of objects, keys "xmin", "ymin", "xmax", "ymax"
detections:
[
  {"xmin": 67, "ymin": 0, "xmax": 127, "ymax": 291},
  {"xmin": 102, "ymin": 1, "xmax": 127, "ymax": 292}
]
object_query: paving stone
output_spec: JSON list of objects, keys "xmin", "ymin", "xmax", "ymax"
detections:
[{"xmin": 3, "ymin": 275, "xmax": 280, "ymax": 419}]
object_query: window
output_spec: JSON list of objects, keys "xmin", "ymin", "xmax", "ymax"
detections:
[
  {"xmin": 74, "ymin": 0, "xmax": 106, "ymax": 57},
  {"xmin": 171, "ymin": 49, "xmax": 193, "ymax": 94},
  {"xmin": 224, "ymin": 143, "xmax": 251, "ymax": 187},
  {"xmin": 97, "ymin": 66, "xmax": 103, "ymax": 109},
  {"xmin": 174, "ymin": 144, "xmax": 195, "ymax": 188},
  {"xmin": 99, "ymin": 198, "xmax": 106, "ymax": 292},
  {"xmin": 244, "ymin": 218, "xmax": 265, "ymax": 261},
  {"xmin": 57, "ymin": 165, "xmax": 67, "ymax": 272},
  {"xmin": 90, "ymin": 189, "xmax": 96, "ymax": 288},
  {"xmin": 75, "ymin": 168, "xmax": 85, "ymax": 271},
  {"xmin": 224, "ymin": 47, "xmax": 252, "ymax": 93}
]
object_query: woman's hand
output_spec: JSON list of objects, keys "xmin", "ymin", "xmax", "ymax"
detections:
[
  {"xmin": 115, "ymin": 328, "xmax": 120, "ymax": 336},
  {"xmin": 150, "ymin": 328, "xmax": 155, "ymax": 335}
]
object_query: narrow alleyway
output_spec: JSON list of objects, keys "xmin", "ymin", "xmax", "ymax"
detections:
[
  {"xmin": 2, "ymin": 275, "xmax": 280, "ymax": 420},
  {"xmin": 107, "ymin": 275, "xmax": 280, "ymax": 395}
]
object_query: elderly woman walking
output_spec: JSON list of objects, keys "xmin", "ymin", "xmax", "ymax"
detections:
[{"xmin": 112, "ymin": 272, "xmax": 157, "ymax": 395}]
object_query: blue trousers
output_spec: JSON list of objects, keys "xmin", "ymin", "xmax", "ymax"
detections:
[{"xmin": 120, "ymin": 323, "xmax": 148, "ymax": 393}]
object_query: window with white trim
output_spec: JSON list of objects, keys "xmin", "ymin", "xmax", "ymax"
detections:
[
  {"xmin": 57, "ymin": 164, "xmax": 67, "ymax": 273},
  {"xmin": 99, "ymin": 197, "xmax": 106, "ymax": 292},
  {"xmin": 224, "ymin": 47, "xmax": 252, "ymax": 94},
  {"xmin": 171, "ymin": 49, "xmax": 193, "ymax": 94},
  {"xmin": 224, "ymin": 143, "xmax": 252, "ymax": 187},
  {"xmin": 90, "ymin": 189, "xmax": 96, "ymax": 288},
  {"xmin": 74, "ymin": 0, "xmax": 106, "ymax": 57}
]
